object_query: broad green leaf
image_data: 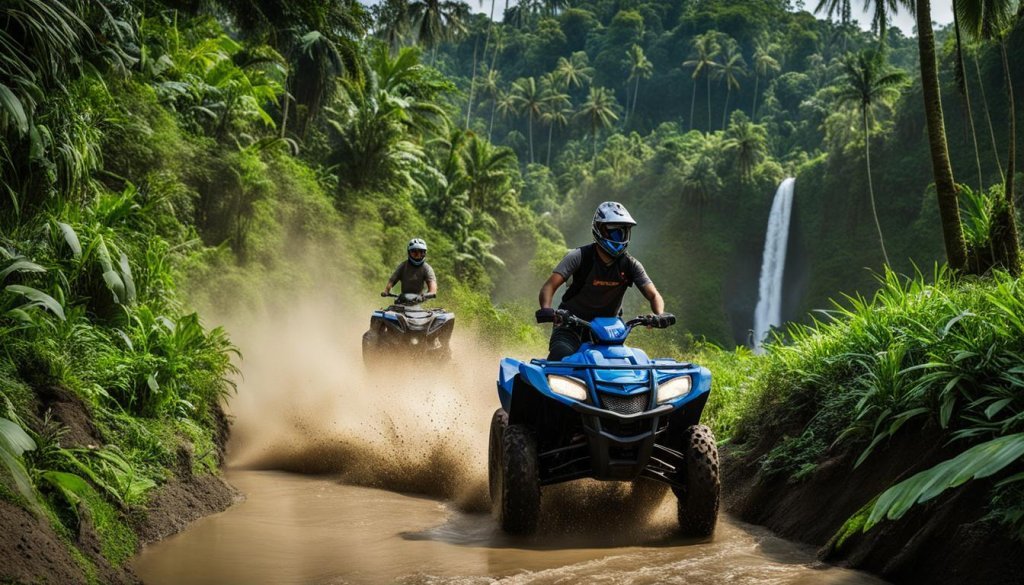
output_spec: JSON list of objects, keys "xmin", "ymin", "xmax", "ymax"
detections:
[
  {"xmin": 0, "ymin": 259, "xmax": 46, "ymax": 281},
  {"xmin": 985, "ymin": 398, "xmax": 1014, "ymax": 420},
  {"xmin": 0, "ymin": 83, "xmax": 29, "ymax": 135},
  {"xmin": 57, "ymin": 222, "xmax": 82, "ymax": 258},
  {"xmin": 0, "ymin": 448, "xmax": 35, "ymax": 503},
  {"xmin": 5, "ymin": 285, "xmax": 66, "ymax": 321},
  {"xmin": 0, "ymin": 417, "xmax": 36, "ymax": 454},
  {"xmin": 865, "ymin": 433, "xmax": 1024, "ymax": 531},
  {"xmin": 0, "ymin": 417, "xmax": 36, "ymax": 504},
  {"xmin": 118, "ymin": 253, "xmax": 136, "ymax": 303},
  {"xmin": 103, "ymin": 269, "xmax": 126, "ymax": 304}
]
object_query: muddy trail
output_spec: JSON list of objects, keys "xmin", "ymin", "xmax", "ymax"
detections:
[{"xmin": 133, "ymin": 299, "xmax": 887, "ymax": 584}]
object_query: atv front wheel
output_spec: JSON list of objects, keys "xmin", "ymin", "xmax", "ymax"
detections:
[
  {"xmin": 488, "ymin": 408, "xmax": 508, "ymax": 505},
  {"xmin": 496, "ymin": 423, "xmax": 540, "ymax": 534},
  {"xmin": 674, "ymin": 424, "xmax": 720, "ymax": 537},
  {"xmin": 361, "ymin": 330, "xmax": 380, "ymax": 368}
]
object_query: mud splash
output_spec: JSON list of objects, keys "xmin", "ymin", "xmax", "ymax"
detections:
[{"xmin": 219, "ymin": 293, "xmax": 504, "ymax": 511}]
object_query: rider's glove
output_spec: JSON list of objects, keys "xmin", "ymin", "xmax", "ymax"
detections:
[
  {"xmin": 653, "ymin": 313, "xmax": 674, "ymax": 328},
  {"xmin": 535, "ymin": 307, "xmax": 556, "ymax": 323},
  {"xmin": 381, "ymin": 291, "xmax": 390, "ymax": 297}
]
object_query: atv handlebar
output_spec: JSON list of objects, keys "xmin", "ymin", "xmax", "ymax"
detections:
[
  {"xmin": 380, "ymin": 292, "xmax": 436, "ymax": 302},
  {"xmin": 536, "ymin": 309, "xmax": 675, "ymax": 330}
]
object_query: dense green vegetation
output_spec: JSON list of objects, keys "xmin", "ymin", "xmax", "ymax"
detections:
[
  {"xmin": 0, "ymin": 0, "xmax": 558, "ymax": 576},
  {"xmin": 722, "ymin": 268, "xmax": 1024, "ymax": 540},
  {"xmin": 2, "ymin": 0, "xmax": 1023, "ymax": 579}
]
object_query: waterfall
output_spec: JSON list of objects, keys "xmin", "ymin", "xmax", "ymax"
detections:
[{"xmin": 753, "ymin": 177, "xmax": 796, "ymax": 353}]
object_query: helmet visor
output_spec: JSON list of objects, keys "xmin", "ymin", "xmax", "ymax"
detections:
[{"xmin": 602, "ymin": 224, "xmax": 631, "ymax": 243}]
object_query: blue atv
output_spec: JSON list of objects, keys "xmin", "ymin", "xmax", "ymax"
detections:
[{"xmin": 489, "ymin": 310, "xmax": 719, "ymax": 536}]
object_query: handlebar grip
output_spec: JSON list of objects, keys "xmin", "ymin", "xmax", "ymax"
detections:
[
  {"xmin": 380, "ymin": 291, "xmax": 389, "ymax": 297},
  {"xmin": 423, "ymin": 292, "xmax": 436, "ymax": 299},
  {"xmin": 663, "ymin": 314, "xmax": 676, "ymax": 326}
]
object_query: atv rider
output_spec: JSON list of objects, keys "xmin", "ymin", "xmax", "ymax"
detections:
[
  {"xmin": 537, "ymin": 202, "xmax": 669, "ymax": 361},
  {"xmin": 383, "ymin": 238, "xmax": 437, "ymax": 300}
]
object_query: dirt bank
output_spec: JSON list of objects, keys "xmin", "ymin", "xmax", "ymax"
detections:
[
  {"xmin": 0, "ymin": 388, "xmax": 238, "ymax": 585},
  {"xmin": 722, "ymin": 424, "xmax": 1024, "ymax": 585}
]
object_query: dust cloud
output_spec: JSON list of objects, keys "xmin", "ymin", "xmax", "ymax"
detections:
[
  {"xmin": 203, "ymin": 271, "xmax": 674, "ymax": 530},
  {"xmin": 218, "ymin": 290, "xmax": 501, "ymax": 512}
]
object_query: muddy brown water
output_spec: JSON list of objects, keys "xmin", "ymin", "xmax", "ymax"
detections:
[
  {"xmin": 133, "ymin": 302, "xmax": 888, "ymax": 584},
  {"xmin": 133, "ymin": 469, "xmax": 887, "ymax": 585}
]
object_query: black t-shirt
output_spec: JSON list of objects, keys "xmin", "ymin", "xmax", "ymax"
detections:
[{"xmin": 553, "ymin": 245, "xmax": 652, "ymax": 321}]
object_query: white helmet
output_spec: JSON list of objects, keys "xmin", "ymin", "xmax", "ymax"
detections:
[
  {"xmin": 591, "ymin": 202, "xmax": 636, "ymax": 257},
  {"xmin": 407, "ymin": 238, "xmax": 427, "ymax": 266}
]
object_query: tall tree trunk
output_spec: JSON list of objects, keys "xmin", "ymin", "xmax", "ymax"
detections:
[
  {"xmin": 465, "ymin": 37, "xmax": 480, "ymax": 128},
  {"xmin": 752, "ymin": 73, "xmax": 760, "ymax": 120},
  {"xmin": 632, "ymin": 76, "xmax": 641, "ymax": 121},
  {"xmin": 279, "ymin": 83, "xmax": 290, "ymax": 139},
  {"xmin": 975, "ymin": 52, "xmax": 1004, "ymax": 181},
  {"xmin": 916, "ymin": 0, "xmax": 968, "ymax": 271},
  {"xmin": 689, "ymin": 80, "xmax": 697, "ymax": 130},
  {"xmin": 864, "ymin": 107, "xmax": 890, "ymax": 265},
  {"xmin": 722, "ymin": 86, "xmax": 730, "ymax": 130},
  {"xmin": 992, "ymin": 40, "xmax": 1021, "ymax": 274},
  {"xmin": 953, "ymin": 10, "xmax": 984, "ymax": 191},
  {"xmin": 628, "ymin": 76, "xmax": 641, "ymax": 127},
  {"xmin": 528, "ymin": 109, "xmax": 534, "ymax": 164},
  {"xmin": 592, "ymin": 128, "xmax": 598, "ymax": 171},
  {"xmin": 706, "ymin": 73, "xmax": 712, "ymax": 131},
  {"xmin": 489, "ymin": 99, "xmax": 497, "ymax": 141},
  {"xmin": 546, "ymin": 121, "xmax": 554, "ymax": 167}
]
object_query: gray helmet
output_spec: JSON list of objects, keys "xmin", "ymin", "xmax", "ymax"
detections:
[
  {"xmin": 407, "ymin": 238, "xmax": 427, "ymax": 266},
  {"xmin": 591, "ymin": 202, "xmax": 636, "ymax": 257}
]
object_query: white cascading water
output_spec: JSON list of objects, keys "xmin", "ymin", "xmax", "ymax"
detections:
[{"xmin": 753, "ymin": 177, "xmax": 796, "ymax": 353}]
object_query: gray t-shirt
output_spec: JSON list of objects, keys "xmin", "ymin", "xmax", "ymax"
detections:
[
  {"xmin": 554, "ymin": 245, "xmax": 652, "ymax": 321},
  {"xmin": 389, "ymin": 261, "xmax": 436, "ymax": 294}
]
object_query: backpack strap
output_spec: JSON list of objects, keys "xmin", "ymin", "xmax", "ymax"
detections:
[{"xmin": 561, "ymin": 244, "xmax": 596, "ymax": 303}]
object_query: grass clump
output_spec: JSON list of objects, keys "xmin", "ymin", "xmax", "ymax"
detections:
[{"xmin": 727, "ymin": 266, "xmax": 1024, "ymax": 537}]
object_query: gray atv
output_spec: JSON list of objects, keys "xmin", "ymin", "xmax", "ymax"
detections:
[{"xmin": 362, "ymin": 292, "xmax": 455, "ymax": 367}]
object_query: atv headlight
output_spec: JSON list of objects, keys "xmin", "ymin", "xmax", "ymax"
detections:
[
  {"xmin": 547, "ymin": 375, "xmax": 588, "ymax": 401},
  {"xmin": 657, "ymin": 375, "xmax": 692, "ymax": 403}
]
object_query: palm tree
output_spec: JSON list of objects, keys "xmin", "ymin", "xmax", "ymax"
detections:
[
  {"xmin": 409, "ymin": 0, "xmax": 466, "ymax": 64},
  {"xmin": 815, "ymin": 0, "xmax": 854, "ymax": 50},
  {"xmin": 951, "ymin": 5, "xmax": 984, "ymax": 192},
  {"xmin": 957, "ymin": 0, "xmax": 1021, "ymax": 274},
  {"xmin": 540, "ymin": 86, "xmax": 571, "ymax": 167},
  {"xmin": 480, "ymin": 67, "xmax": 503, "ymax": 140},
  {"xmin": 835, "ymin": 49, "xmax": 908, "ymax": 266},
  {"xmin": 723, "ymin": 111, "xmax": 768, "ymax": 182},
  {"xmin": 468, "ymin": 0, "xmax": 500, "ymax": 127},
  {"xmin": 682, "ymin": 32, "xmax": 721, "ymax": 131},
  {"xmin": 575, "ymin": 86, "xmax": 620, "ymax": 169},
  {"xmin": 714, "ymin": 39, "xmax": 747, "ymax": 130},
  {"xmin": 751, "ymin": 35, "xmax": 781, "ymax": 120},
  {"xmin": 553, "ymin": 51, "xmax": 594, "ymax": 92},
  {"xmin": 909, "ymin": 0, "xmax": 969, "ymax": 271},
  {"xmin": 373, "ymin": 0, "xmax": 411, "ymax": 53},
  {"xmin": 510, "ymin": 76, "xmax": 544, "ymax": 164},
  {"xmin": 847, "ymin": 0, "xmax": 967, "ymax": 269},
  {"xmin": 625, "ymin": 44, "xmax": 653, "ymax": 127},
  {"xmin": 328, "ymin": 46, "xmax": 450, "ymax": 193},
  {"xmin": 461, "ymin": 132, "xmax": 517, "ymax": 213}
]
